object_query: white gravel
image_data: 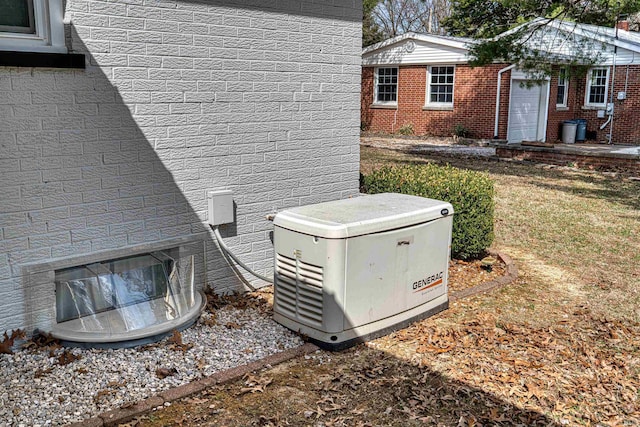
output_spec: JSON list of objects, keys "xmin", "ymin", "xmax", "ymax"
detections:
[{"xmin": 0, "ymin": 306, "xmax": 303, "ymax": 426}]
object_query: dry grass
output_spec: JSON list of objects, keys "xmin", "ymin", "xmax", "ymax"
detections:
[
  {"xmin": 361, "ymin": 147, "xmax": 640, "ymax": 322},
  {"xmin": 132, "ymin": 146, "xmax": 640, "ymax": 427}
]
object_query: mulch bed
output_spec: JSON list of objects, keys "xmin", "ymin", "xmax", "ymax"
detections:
[{"xmin": 448, "ymin": 257, "xmax": 506, "ymax": 294}]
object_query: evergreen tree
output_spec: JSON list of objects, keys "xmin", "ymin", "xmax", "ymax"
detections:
[
  {"xmin": 444, "ymin": 0, "xmax": 640, "ymax": 72},
  {"xmin": 364, "ymin": 0, "xmax": 384, "ymax": 46}
]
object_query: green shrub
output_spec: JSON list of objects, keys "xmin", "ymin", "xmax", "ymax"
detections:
[
  {"xmin": 397, "ymin": 123, "xmax": 414, "ymax": 136},
  {"xmin": 453, "ymin": 124, "xmax": 471, "ymax": 138},
  {"xmin": 362, "ymin": 164, "xmax": 495, "ymax": 260}
]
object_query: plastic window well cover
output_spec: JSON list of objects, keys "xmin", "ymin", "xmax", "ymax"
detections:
[
  {"xmin": 52, "ymin": 251, "xmax": 201, "ymax": 343},
  {"xmin": 273, "ymin": 193, "xmax": 454, "ymax": 239}
]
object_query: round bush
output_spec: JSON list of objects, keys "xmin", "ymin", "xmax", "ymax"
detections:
[{"xmin": 362, "ymin": 164, "xmax": 495, "ymax": 260}]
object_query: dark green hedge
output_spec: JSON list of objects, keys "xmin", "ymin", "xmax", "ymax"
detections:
[{"xmin": 362, "ymin": 164, "xmax": 495, "ymax": 260}]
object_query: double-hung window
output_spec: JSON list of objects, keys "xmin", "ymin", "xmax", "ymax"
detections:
[
  {"xmin": 585, "ymin": 67, "xmax": 609, "ymax": 107},
  {"xmin": 374, "ymin": 67, "xmax": 398, "ymax": 105},
  {"xmin": 0, "ymin": 0, "xmax": 66, "ymax": 53},
  {"xmin": 427, "ymin": 66, "xmax": 455, "ymax": 107},
  {"xmin": 556, "ymin": 67, "xmax": 568, "ymax": 108}
]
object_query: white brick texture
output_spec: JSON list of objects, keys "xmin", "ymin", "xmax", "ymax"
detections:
[{"xmin": 0, "ymin": 0, "xmax": 362, "ymax": 334}]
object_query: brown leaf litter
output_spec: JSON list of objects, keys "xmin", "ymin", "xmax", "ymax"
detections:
[{"xmin": 0, "ymin": 329, "xmax": 25, "ymax": 354}]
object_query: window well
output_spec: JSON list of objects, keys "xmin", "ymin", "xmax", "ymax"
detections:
[{"xmin": 52, "ymin": 248, "xmax": 204, "ymax": 347}]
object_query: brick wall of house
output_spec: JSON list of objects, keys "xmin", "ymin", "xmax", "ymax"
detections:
[
  {"xmin": 0, "ymin": 0, "xmax": 362, "ymax": 334},
  {"xmin": 546, "ymin": 71, "xmax": 577, "ymax": 142},
  {"xmin": 547, "ymin": 65, "xmax": 640, "ymax": 144},
  {"xmin": 362, "ymin": 64, "xmax": 511, "ymax": 139},
  {"xmin": 364, "ymin": 62, "xmax": 640, "ymax": 145},
  {"xmin": 605, "ymin": 64, "xmax": 640, "ymax": 144}
]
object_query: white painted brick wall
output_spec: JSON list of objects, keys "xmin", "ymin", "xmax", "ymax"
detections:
[{"xmin": 0, "ymin": 0, "xmax": 362, "ymax": 334}]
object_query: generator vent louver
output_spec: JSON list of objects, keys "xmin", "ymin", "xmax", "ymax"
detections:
[{"xmin": 274, "ymin": 253, "xmax": 323, "ymax": 325}]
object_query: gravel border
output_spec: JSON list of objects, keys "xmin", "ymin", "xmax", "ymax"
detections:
[
  {"xmin": 0, "ymin": 305, "xmax": 305, "ymax": 426},
  {"xmin": 66, "ymin": 342, "xmax": 319, "ymax": 427}
]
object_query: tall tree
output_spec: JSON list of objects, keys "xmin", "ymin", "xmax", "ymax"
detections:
[
  {"xmin": 371, "ymin": 0, "xmax": 452, "ymax": 39},
  {"xmin": 363, "ymin": 0, "xmax": 384, "ymax": 46},
  {"xmin": 444, "ymin": 0, "xmax": 640, "ymax": 73}
]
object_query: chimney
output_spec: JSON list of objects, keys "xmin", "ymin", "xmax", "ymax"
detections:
[{"xmin": 617, "ymin": 20, "xmax": 630, "ymax": 31}]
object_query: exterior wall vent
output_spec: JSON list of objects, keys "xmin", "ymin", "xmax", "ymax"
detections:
[{"xmin": 274, "ymin": 253, "xmax": 324, "ymax": 326}]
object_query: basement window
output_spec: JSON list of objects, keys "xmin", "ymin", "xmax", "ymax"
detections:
[{"xmin": 52, "ymin": 248, "xmax": 204, "ymax": 346}]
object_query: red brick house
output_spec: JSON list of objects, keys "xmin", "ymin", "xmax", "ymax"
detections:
[{"xmin": 361, "ymin": 20, "xmax": 640, "ymax": 145}]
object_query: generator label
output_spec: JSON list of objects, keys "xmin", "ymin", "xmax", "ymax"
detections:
[{"xmin": 412, "ymin": 271, "xmax": 444, "ymax": 293}]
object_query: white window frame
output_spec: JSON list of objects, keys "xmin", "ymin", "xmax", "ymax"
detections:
[
  {"xmin": 0, "ymin": 0, "xmax": 66, "ymax": 53},
  {"xmin": 373, "ymin": 67, "xmax": 399, "ymax": 106},
  {"xmin": 584, "ymin": 67, "xmax": 609, "ymax": 108},
  {"xmin": 556, "ymin": 67, "xmax": 569, "ymax": 108},
  {"xmin": 426, "ymin": 65, "xmax": 455, "ymax": 107}
]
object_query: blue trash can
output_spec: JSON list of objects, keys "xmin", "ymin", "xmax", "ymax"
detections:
[{"xmin": 575, "ymin": 119, "xmax": 587, "ymax": 141}]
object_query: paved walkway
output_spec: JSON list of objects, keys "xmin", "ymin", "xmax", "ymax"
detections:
[
  {"xmin": 361, "ymin": 135, "xmax": 639, "ymax": 160},
  {"xmin": 360, "ymin": 135, "xmax": 497, "ymax": 157},
  {"xmin": 542, "ymin": 143, "xmax": 640, "ymax": 158}
]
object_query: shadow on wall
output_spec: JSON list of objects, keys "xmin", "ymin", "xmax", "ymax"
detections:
[{"xmin": 10, "ymin": 29, "xmax": 244, "ymax": 333}]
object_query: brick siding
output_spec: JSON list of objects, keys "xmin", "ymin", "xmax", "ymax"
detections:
[
  {"xmin": 363, "ymin": 63, "xmax": 640, "ymax": 145},
  {"xmin": 547, "ymin": 65, "xmax": 640, "ymax": 144},
  {"xmin": 362, "ymin": 64, "xmax": 510, "ymax": 139},
  {"xmin": 0, "ymin": 0, "xmax": 362, "ymax": 334}
]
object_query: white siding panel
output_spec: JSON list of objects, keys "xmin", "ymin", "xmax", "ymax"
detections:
[
  {"xmin": 528, "ymin": 27, "xmax": 640, "ymax": 65},
  {"xmin": 363, "ymin": 39, "xmax": 469, "ymax": 66}
]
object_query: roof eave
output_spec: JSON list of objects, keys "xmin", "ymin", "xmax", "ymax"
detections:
[{"xmin": 362, "ymin": 32, "xmax": 472, "ymax": 56}]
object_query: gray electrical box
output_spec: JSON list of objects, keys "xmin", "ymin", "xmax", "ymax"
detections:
[
  {"xmin": 272, "ymin": 193, "xmax": 453, "ymax": 350},
  {"xmin": 207, "ymin": 190, "xmax": 234, "ymax": 226}
]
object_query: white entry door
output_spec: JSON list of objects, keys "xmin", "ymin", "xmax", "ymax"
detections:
[{"xmin": 507, "ymin": 79, "xmax": 549, "ymax": 143}]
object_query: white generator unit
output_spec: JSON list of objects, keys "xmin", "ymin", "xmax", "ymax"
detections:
[{"xmin": 272, "ymin": 193, "xmax": 453, "ymax": 350}]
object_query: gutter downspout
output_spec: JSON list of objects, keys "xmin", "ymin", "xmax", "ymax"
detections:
[{"xmin": 494, "ymin": 64, "xmax": 517, "ymax": 139}]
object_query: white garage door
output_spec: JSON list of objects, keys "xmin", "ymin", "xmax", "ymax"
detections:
[{"xmin": 507, "ymin": 80, "xmax": 546, "ymax": 143}]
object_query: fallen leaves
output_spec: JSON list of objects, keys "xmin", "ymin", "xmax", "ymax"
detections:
[
  {"xmin": 156, "ymin": 367, "xmax": 178, "ymax": 379},
  {"xmin": 238, "ymin": 374, "xmax": 272, "ymax": 395},
  {"xmin": 224, "ymin": 321, "xmax": 242, "ymax": 330},
  {"xmin": 167, "ymin": 330, "xmax": 193, "ymax": 352},
  {"xmin": 56, "ymin": 350, "xmax": 81, "ymax": 366},
  {"xmin": 405, "ymin": 305, "xmax": 640, "ymax": 425},
  {"xmin": 0, "ymin": 329, "xmax": 25, "ymax": 354},
  {"xmin": 448, "ymin": 258, "xmax": 506, "ymax": 293}
]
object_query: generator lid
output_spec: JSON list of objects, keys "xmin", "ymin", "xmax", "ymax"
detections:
[{"xmin": 274, "ymin": 193, "xmax": 453, "ymax": 239}]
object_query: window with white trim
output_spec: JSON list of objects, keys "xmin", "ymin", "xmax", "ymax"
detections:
[
  {"xmin": 585, "ymin": 67, "xmax": 609, "ymax": 107},
  {"xmin": 0, "ymin": 0, "xmax": 67, "ymax": 53},
  {"xmin": 427, "ymin": 66, "xmax": 455, "ymax": 106},
  {"xmin": 556, "ymin": 68, "xmax": 568, "ymax": 107},
  {"xmin": 374, "ymin": 67, "xmax": 398, "ymax": 105}
]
